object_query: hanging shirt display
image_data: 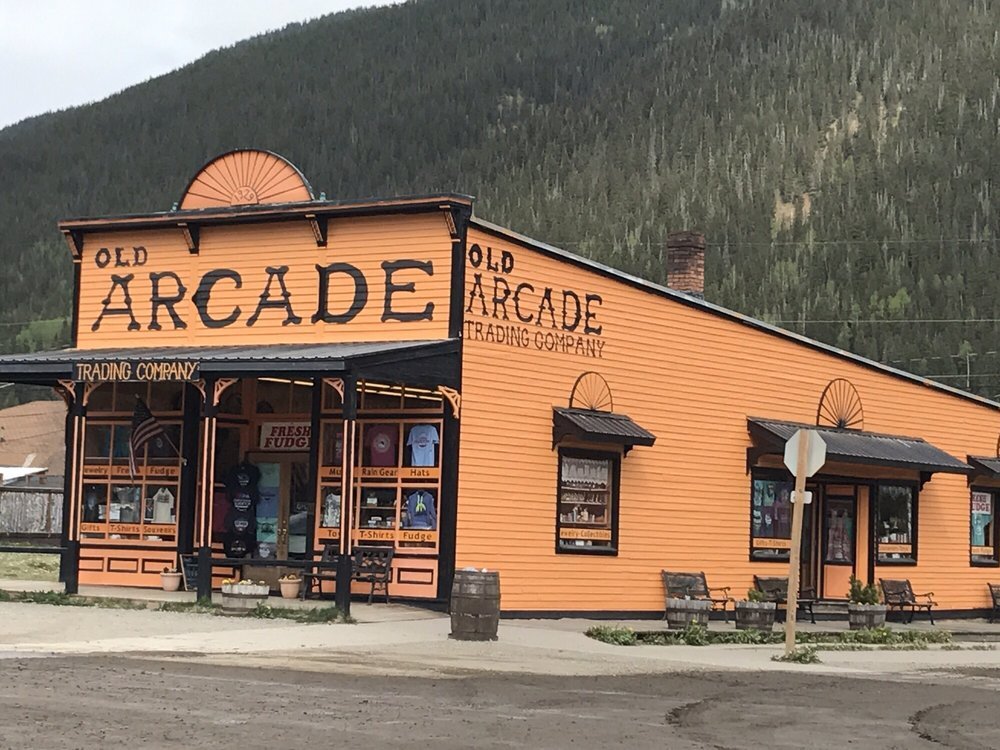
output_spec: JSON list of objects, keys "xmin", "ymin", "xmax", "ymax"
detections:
[
  {"xmin": 368, "ymin": 424, "xmax": 397, "ymax": 466},
  {"xmin": 151, "ymin": 487, "xmax": 175, "ymax": 523},
  {"xmin": 405, "ymin": 490, "xmax": 437, "ymax": 530},
  {"xmin": 407, "ymin": 424, "xmax": 440, "ymax": 467}
]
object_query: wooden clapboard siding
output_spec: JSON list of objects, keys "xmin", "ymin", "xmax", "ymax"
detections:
[
  {"xmin": 76, "ymin": 213, "xmax": 452, "ymax": 348},
  {"xmin": 457, "ymin": 225, "xmax": 1000, "ymax": 613}
]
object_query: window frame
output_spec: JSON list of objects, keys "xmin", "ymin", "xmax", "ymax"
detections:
[
  {"xmin": 554, "ymin": 447, "xmax": 620, "ymax": 556},
  {"xmin": 969, "ymin": 487, "xmax": 1000, "ymax": 567},
  {"xmin": 874, "ymin": 481, "xmax": 919, "ymax": 566},
  {"xmin": 749, "ymin": 469, "xmax": 796, "ymax": 562}
]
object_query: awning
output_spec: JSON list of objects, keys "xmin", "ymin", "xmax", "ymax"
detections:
[
  {"xmin": 747, "ymin": 418, "xmax": 970, "ymax": 476},
  {"xmin": 968, "ymin": 455, "xmax": 1000, "ymax": 479},
  {"xmin": 553, "ymin": 407, "xmax": 656, "ymax": 454},
  {"xmin": 0, "ymin": 339, "xmax": 459, "ymax": 387}
]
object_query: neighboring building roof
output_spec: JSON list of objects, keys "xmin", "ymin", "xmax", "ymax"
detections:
[
  {"xmin": 0, "ymin": 466, "xmax": 46, "ymax": 485},
  {"xmin": 471, "ymin": 217, "xmax": 1000, "ymax": 413},
  {"xmin": 748, "ymin": 418, "xmax": 971, "ymax": 475},
  {"xmin": 968, "ymin": 455, "xmax": 1000, "ymax": 477},
  {"xmin": 0, "ymin": 400, "xmax": 66, "ymax": 475}
]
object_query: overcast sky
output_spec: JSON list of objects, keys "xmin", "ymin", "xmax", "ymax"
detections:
[{"xmin": 0, "ymin": 0, "xmax": 398, "ymax": 129}]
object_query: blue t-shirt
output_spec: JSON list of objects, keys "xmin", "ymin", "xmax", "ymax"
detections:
[{"xmin": 407, "ymin": 424, "xmax": 439, "ymax": 467}]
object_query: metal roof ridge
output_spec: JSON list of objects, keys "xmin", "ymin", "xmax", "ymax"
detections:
[{"xmin": 472, "ymin": 217, "xmax": 1000, "ymax": 413}]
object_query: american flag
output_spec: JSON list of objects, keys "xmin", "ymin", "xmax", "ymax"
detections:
[{"xmin": 129, "ymin": 398, "xmax": 165, "ymax": 479}]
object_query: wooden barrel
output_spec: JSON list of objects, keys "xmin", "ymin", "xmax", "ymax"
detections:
[
  {"xmin": 665, "ymin": 597, "xmax": 712, "ymax": 630},
  {"xmin": 450, "ymin": 568, "xmax": 500, "ymax": 641}
]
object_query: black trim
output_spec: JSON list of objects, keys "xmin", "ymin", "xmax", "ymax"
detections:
[
  {"xmin": 447, "ymin": 204, "xmax": 472, "ymax": 340},
  {"xmin": 471, "ymin": 218, "xmax": 1000, "ymax": 413},
  {"xmin": 874, "ymin": 481, "xmax": 919, "ymax": 565},
  {"xmin": 555, "ymin": 447, "xmax": 620, "ymax": 556},
  {"xmin": 969, "ymin": 486, "xmax": 1000, "ymax": 567},
  {"xmin": 71, "ymin": 260, "xmax": 81, "ymax": 348},
  {"xmin": 437, "ymin": 395, "xmax": 460, "ymax": 600},
  {"xmin": 57, "ymin": 396, "xmax": 78, "ymax": 583},
  {"xmin": 305, "ymin": 376, "xmax": 322, "ymax": 559}
]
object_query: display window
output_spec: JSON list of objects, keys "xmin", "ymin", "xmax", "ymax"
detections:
[
  {"xmin": 750, "ymin": 475, "xmax": 794, "ymax": 560},
  {"xmin": 876, "ymin": 483, "xmax": 917, "ymax": 564},
  {"xmin": 555, "ymin": 449, "xmax": 619, "ymax": 555},
  {"xmin": 80, "ymin": 382, "xmax": 184, "ymax": 545},
  {"xmin": 970, "ymin": 489, "xmax": 999, "ymax": 566},
  {"xmin": 823, "ymin": 496, "xmax": 855, "ymax": 565}
]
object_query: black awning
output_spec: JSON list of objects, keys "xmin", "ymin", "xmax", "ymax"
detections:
[
  {"xmin": 0, "ymin": 339, "xmax": 459, "ymax": 386},
  {"xmin": 968, "ymin": 455, "xmax": 1000, "ymax": 478},
  {"xmin": 553, "ymin": 407, "xmax": 656, "ymax": 453},
  {"xmin": 748, "ymin": 418, "xmax": 970, "ymax": 475}
]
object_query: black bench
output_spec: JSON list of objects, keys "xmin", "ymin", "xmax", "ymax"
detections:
[
  {"xmin": 880, "ymin": 578, "xmax": 935, "ymax": 624},
  {"xmin": 661, "ymin": 570, "xmax": 734, "ymax": 622},
  {"xmin": 753, "ymin": 575, "xmax": 816, "ymax": 624},
  {"xmin": 990, "ymin": 583, "xmax": 1000, "ymax": 624},
  {"xmin": 302, "ymin": 545, "xmax": 395, "ymax": 604}
]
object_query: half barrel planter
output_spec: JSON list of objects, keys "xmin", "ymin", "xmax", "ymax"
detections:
[
  {"xmin": 734, "ymin": 601, "xmax": 777, "ymax": 631},
  {"xmin": 450, "ymin": 568, "xmax": 500, "ymax": 641},
  {"xmin": 221, "ymin": 582, "xmax": 270, "ymax": 616},
  {"xmin": 848, "ymin": 604, "xmax": 888, "ymax": 630},
  {"xmin": 665, "ymin": 597, "xmax": 712, "ymax": 630}
]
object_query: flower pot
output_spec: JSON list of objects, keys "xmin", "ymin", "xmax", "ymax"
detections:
[
  {"xmin": 160, "ymin": 571, "xmax": 182, "ymax": 592},
  {"xmin": 665, "ymin": 597, "xmax": 711, "ymax": 630},
  {"xmin": 734, "ymin": 601, "xmax": 777, "ymax": 631},
  {"xmin": 279, "ymin": 579, "xmax": 301, "ymax": 599},
  {"xmin": 848, "ymin": 603, "xmax": 887, "ymax": 630}
]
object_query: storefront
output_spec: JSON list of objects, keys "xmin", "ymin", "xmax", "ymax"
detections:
[{"xmin": 2, "ymin": 149, "xmax": 999, "ymax": 614}]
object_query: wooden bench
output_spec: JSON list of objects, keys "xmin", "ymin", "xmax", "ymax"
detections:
[
  {"xmin": 661, "ymin": 570, "xmax": 734, "ymax": 622},
  {"xmin": 879, "ymin": 578, "xmax": 936, "ymax": 624},
  {"xmin": 753, "ymin": 575, "xmax": 816, "ymax": 623},
  {"xmin": 302, "ymin": 545, "xmax": 395, "ymax": 604},
  {"xmin": 990, "ymin": 584, "xmax": 1000, "ymax": 624}
]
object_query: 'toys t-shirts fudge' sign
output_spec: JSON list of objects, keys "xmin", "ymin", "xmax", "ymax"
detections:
[{"xmin": 464, "ymin": 242, "xmax": 606, "ymax": 359}]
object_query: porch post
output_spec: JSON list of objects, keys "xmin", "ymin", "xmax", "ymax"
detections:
[
  {"xmin": 335, "ymin": 372, "xmax": 357, "ymax": 616},
  {"xmin": 59, "ymin": 381, "xmax": 86, "ymax": 595},
  {"xmin": 196, "ymin": 377, "xmax": 218, "ymax": 601}
]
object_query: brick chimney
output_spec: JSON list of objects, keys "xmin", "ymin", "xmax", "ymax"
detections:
[{"xmin": 666, "ymin": 231, "xmax": 705, "ymax": 298}]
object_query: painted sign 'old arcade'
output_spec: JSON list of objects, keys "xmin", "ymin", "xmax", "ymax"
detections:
[{"xmin": 4, "ymin": 149, "xmax": 1000, "ymax": 616}]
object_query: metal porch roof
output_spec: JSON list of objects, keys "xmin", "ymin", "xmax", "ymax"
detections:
[{"xmin": 553, "ymin": 407, "xmax": 656, "ymax": 452}]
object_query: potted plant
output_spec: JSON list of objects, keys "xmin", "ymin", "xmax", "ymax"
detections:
[
  {"xmin": 847, "ymin": 575, "xmax": 887, "ymax": 630},
  {"xmin": 160, "ymin": 566, "xmax": 183, "ymax": 592},
  {"xmin": 278, "ymin": 574, "xmax": 302, "ymax": 600},
  {"xmin": 220, "ymin": 578, "xmax": 270, "ymax": 615},
  {"xmin": 734, "ymin": 588, "xmax": 777, "ymax": 631}
]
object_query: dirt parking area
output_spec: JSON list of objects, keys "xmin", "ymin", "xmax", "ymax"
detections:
[{"xmin": 2, "ymin": 655, "xmax": 999, "ymax": 750}]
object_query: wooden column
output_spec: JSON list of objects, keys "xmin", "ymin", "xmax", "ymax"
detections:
[{"xmin": 335, "ymin": 373, "xmax": 357, "ymax": 616}]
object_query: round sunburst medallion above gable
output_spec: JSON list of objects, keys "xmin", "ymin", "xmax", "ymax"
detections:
[{"xmin": 178, "ymin": 149, "xmax": 314, "ymax": 210}]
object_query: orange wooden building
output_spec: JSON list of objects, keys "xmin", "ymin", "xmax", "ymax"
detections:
[{"xmin": 2, "ymin": 149, "xmax": 999, "ymax": 615}]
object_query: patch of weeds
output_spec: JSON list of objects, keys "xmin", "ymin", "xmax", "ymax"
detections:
[
  {"xmin": 797, "ymin": 627, "xmax": 951, "ymax": 647},
  {"xmin": 679, "ymin": 621, "xmax": 709, "ymax": 646},
  {"xmin": 247, "ymin": 602, "xmax": 350, "ymax": 623},
  {"xmin": 157, "ymin": 600, "xmax": 221, "ymax": 615},
  {"xmin": 940, "ymin": 643, "xmax": 995, "ymax": 651},
  {"xmin": 92, "ymin": 597, "xmax": 149, "ymax": 610},
  {"xmin": 712, "ymin": 628, "xmax": 782, "ymax": 645},
  {"xmin": 772, "ymin": 645, "xmax": 821, "ymax": 664},
  {"xmin": 585, "ymin": 625, "xmax": 638, "ymax": 646}
]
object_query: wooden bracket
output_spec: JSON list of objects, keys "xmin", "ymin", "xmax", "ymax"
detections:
[
  {"xmin": 438, "ymin": 386, "xmax": 461, "ymax": 419},
  {"xmin": 178, "ymin": 222, "xmax": 200, "ymax": 254},
  {"xmin": 55, "ymin": 380, "xmax": 77, "ymax": 405},
  {"xmin": 324, "ymin": 377, "xmax": 345, "ymax": 402},
  {"xmin": 61, "ymin": 229, "xmax": 84, "ymax": 259},
  {"xmin": 306, "ymin": 213, "xmax": 328, "ymax": 247},
  {"xmin": 213, "ymin": 378, "xmax": 238, "ymax": 407},
  {"xmin": 80, "ymin": 382, "xmax": 101, "ymax": 407},
  {"xmin": 191, "ymin": 379, "xmax": 207, "ymax": 402}
]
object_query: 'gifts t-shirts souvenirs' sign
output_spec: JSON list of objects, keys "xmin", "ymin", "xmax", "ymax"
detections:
[
  {"xmin": 464, "ymin": 240, "xmax": 607, "ymax": 359},
  {"xmin": 75, "ymin": 216, "xmax": 452, "ymax": 347}
]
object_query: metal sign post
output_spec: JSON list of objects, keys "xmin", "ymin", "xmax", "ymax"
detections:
[{"xmin": 783, "ymin": 428, "xmax": 827, "ymax": 656}]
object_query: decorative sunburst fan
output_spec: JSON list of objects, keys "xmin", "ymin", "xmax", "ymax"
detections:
[
  {"xmin": 569, "ymin": 372, "xmax": 614, "ymax": 412},
  {"xmin": 179, "ymin": 150, "xmax": 314, "ymax": 209},
  {"xmin": 816, "ymin": 378, "xmax": 864, "ymax": 430}
]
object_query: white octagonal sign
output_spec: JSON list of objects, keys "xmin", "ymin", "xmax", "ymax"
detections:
[{"xmin": 783, "ymin": 429, "xmax": 827, "ymax": 478}]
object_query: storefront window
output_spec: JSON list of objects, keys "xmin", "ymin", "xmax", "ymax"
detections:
[
  {"xmin": 970, "ymin": 489, "xmax": 999, "ymax": 566},
  {"xmin": 876, "ymin": 484, "xmax": 916, "ymax": 563},
  {"xmin": 556, "ymin": 449, "xmax": 619, "ymax": 554},
  {"xmin": 750, "ymin": 476, "xmax": 793, "ymax": 560}
]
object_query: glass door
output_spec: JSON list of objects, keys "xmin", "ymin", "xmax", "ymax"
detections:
[{"xmin": 248, "ymin": 453, "xmax": 311, "ymax": 560}]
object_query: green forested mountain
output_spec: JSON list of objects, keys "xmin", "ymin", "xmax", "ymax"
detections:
[{"xmin": 0, "ymin": 0, "xmax": 998, "ymax": 400}]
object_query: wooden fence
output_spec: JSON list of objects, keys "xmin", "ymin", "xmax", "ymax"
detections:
[{"xmin": 0, "ymin": 487, "xmax": 63, "ymax": 536}]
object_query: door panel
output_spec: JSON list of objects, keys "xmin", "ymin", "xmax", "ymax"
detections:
[{"xmin": 821, "ymin": 493, "xmax": 857, "ymax": 599}]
